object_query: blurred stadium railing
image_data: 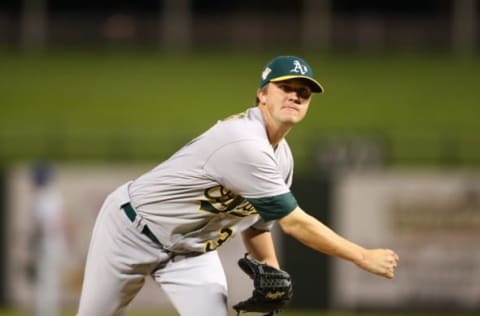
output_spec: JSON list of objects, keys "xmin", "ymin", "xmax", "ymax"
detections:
[{"xmin": 0, "ymin": 1, "xmax": 477, "ymax": 54}]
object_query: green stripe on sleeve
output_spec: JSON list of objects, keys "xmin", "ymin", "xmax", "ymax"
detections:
[{"xmin": 247, "ymin": 192, "xmax": 298, "ymax": 221}]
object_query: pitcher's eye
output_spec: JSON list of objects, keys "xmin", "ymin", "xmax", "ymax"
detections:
[
  {"xmin": 298, "ymin": 88, "xmax": 312, "ymax": 99},
  {"xmin": 277, "ymin": 84, "xmax": 294, "ymax": 93}
]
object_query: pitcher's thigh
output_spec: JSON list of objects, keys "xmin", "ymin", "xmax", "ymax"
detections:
[
  {"xmin": 154, "ymin": 251, "xmax": 229, "ymax": 316},
  {"xmin": 77, "ymin": 204, "xmax": 146, "ymax": 316},
  {"xmin": 77, "ymin": 260, "xmax": 145, "ymax": 316}
]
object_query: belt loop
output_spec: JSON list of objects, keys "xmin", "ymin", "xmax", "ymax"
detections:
[{"xmin": 121, "ymin": 202, "xmax": 161, "ymax": 245}]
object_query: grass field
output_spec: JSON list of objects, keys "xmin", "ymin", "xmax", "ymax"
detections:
[{"xmin": 1, "ymin": 50, "xmax": 479, "ymax": 170}]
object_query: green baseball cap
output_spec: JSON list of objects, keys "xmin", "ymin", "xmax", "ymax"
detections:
[{"xmin": 259, "ymin": 56, "xmax": 324, "ymax": 93}]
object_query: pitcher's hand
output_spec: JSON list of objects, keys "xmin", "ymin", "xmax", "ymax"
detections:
[{"xmin": 356, "ymin": 248, "xmax": 399, "ymax": 279}]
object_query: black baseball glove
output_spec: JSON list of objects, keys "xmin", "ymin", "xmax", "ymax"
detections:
[{"xmin": 233, "ymin": 253, "xmax": 293, "ymax": 316}]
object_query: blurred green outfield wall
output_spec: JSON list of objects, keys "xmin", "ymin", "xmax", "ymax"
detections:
[{"xmin": 0, "ymin": 51, "xmax": 479, "ymax": 171}]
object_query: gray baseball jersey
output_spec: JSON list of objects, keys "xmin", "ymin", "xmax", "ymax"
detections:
[{"xmin": 128, "ymin": 106, "xmax": 298, "ymax": 254}]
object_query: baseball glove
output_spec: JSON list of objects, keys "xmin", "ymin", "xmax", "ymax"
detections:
[{"xmin": 233, "ymin": 253, "xmax": 293, "ymax": 316}]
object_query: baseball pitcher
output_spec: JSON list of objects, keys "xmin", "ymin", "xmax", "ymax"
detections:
[{"xmin": 77, "ymin": 56, "xmax": 399, "ymax": 316}]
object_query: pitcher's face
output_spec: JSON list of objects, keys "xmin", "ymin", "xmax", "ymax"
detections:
[{"xmin": 257, "ymin": 79, "xmax": 312, "ymax": 127}]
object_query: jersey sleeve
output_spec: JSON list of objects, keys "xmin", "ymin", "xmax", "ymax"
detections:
[{"xmin": 204, "ymin": 139, "xmax": 297, "ymax": 220}]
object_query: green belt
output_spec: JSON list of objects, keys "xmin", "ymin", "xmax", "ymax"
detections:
[{"xmin": 121, "ymin": 202, "xmax": 161, "ymax": 245}]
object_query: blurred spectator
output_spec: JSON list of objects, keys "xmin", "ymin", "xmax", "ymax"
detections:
[{"xmin": 29, "ymin": 163, "xmax": 68, "ymax": 316}]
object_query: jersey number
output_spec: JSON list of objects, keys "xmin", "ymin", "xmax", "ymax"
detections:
[{"xmin": 205, "ymin": 227, "xmax": 233, "ymax": 252}]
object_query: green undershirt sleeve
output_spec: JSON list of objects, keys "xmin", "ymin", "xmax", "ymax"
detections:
[{"xmin": 247, "ymin": 192, "xmax": 298, "ymax": 221}]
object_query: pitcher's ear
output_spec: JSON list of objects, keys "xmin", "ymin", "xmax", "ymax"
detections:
[{"xmin": 257, "ymin": 89, "xmax": 267, "ymax": 104}]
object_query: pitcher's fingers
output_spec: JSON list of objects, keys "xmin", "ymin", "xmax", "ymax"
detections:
[{"xmin": 387, "ymin": 250, "xmax": 400, "ymax": 263}]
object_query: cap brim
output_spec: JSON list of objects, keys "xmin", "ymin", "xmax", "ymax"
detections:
[{"xmin": 270, "ymin": 75, "xmax": 324, "ymax": 93}]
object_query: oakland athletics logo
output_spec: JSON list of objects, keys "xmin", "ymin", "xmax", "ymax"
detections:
[
  {"xmin": 290, "ymin": 60, "xmax": 308, "ymax": 75},
  {"xmin": 200, "ymin": 185, "xmax": 257, "ymax": 217}
]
